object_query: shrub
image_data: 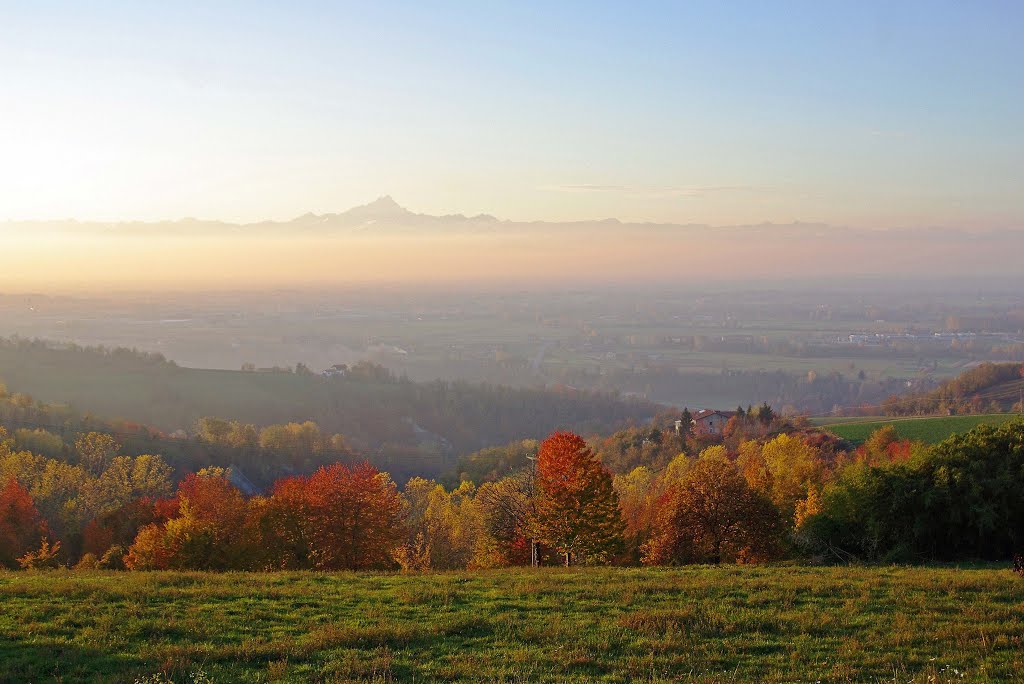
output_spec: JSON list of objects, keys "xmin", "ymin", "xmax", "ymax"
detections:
[
  {"xmin": 18, "ymin": 539, "xmax": 63, "ymax": 569},
  {"xmin": 100, "ymin": 545, "xmax": 128, "ymax": 570},
  {"xmin": 74, "ymin": 552, "xmax": 100, "ymax": 570}
]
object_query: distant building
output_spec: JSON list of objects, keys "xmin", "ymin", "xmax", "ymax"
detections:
[
  {"xmin": 322, "ymin": 363, "xmax": 349, "ymax": 377},
  {"xmin": 691, "ymin": 409, "xmax": 737, "ymax": 436}
]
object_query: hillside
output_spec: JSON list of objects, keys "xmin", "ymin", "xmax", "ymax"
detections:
[
  {"xmin": 881, "ymin": 362, "xmax": 1024, "ymax": 416},
  {"xmin": 0, "ymin": 339, "xmax": 658, "ymax": 470}
]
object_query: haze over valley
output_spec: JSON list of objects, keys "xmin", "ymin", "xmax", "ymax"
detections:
[{"xmin": 4, "ymin": 196, "xmax": 1023, "ymax": 290}]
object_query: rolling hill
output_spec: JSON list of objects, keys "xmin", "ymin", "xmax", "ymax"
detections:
[
  {"xmin": 881, "ymin": 362, "xmax": 1024, "ymax": 416},
  {"xmin": 0, "ymin": 338, "xmax": 659, "ymax": 480}
]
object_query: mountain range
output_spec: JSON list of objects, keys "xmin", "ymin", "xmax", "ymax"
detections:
[
  {"xmin": 4, "ymin": 198, "xmax": 1024, "ymax": 286},
  {"xmin": 8, "ymin": 196, "xmax": 1016, "ymax": 239}
]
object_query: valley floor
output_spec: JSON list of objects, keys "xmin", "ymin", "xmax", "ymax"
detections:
[{"xmin": 0, "ymin": 566, "xmax": 1021, "ymax": 683}]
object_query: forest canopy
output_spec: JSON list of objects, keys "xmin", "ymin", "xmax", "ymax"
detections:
[{"xmin": 2, "ymin": 416, "xmax": 1022, "ymax": 572}]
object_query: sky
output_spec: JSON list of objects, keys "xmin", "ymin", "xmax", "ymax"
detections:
[{"xmin": 1, "ymin": 1, "xmax": 1022, "ymax": 228}]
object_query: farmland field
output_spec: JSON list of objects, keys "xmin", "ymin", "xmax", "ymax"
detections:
[
  {"xmin": 1, "ymin": 566, "xmax": 1021, "ymax": 683},
  {"xmin": 0, "ymin": 288, "xmax": 978, "ymax": 414},
  {"xmin": 816, "ymin": 414, "xmax": 1022, "ymax": 445}
]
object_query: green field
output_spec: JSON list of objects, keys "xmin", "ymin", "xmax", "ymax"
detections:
[
  {"xmin": 817, "ymin": 414, "xmax": 1022, "ymax": 445},
  {"xmin": 1, "ymin": 566, "xmax": 1021, "ymax": 683}
]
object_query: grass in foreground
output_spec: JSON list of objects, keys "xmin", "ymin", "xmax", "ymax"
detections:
[
  {"xmin": 818, "ymin": 414, "xmax": 1020, "ymax": 445},
  {"xmin": 0, "ymin": 566, "xmax": 1022, "ymax": 683}
]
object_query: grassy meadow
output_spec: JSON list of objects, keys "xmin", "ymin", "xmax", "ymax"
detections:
[
  {"xmin": 1, "ymin": 566, "xmax": 1021, "ymax": 683},
  {"xmin": 817, "ymin": 414, "xmax": 1021, "ymax": 445}
]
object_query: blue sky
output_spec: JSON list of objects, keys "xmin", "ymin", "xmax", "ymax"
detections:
[{"xmin": 0, "ymin": 1, "xmax": 1021, "ymax": 226}]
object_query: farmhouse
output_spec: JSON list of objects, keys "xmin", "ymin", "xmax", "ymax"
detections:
[
  {"xmin": 689, "ymin": 409, "xmax": 737, "ymax": 436},
  {"xmin": 322, "ymin": 363, "xmax": 349, "ymax": 378}
]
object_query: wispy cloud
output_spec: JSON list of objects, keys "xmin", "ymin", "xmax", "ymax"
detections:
[
  {"xmin": 541, "ymin": 184, "xmax": 768, "ymax": 199},
  {"xmin": 542, "ymin": 184, "xmax": 630, "ymax": 193}
]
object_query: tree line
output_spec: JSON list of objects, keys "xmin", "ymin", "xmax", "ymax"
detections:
[
  {"xmin": 0, "ymin": 384, "xmax": 360, "ymax": 487},
  {"xmin": 3, "ymin": 416, "xmax": 1022, "ymax": 570}
]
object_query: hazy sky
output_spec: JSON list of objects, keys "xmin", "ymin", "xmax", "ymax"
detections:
[{"xmin": 1, "ymin": 1, "xmax": 1022, "ymax": 227}]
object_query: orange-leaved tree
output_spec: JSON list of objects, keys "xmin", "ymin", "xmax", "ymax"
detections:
[
  {"xmin": 533, "ymin": 431, "xmax": 624, "ymax": 566},
  {"xmin": 304, "ymin": 462, "xmax": 403, "ymax": 570},
  {"xmin": 265, "ymin": 462, "xmax": 404, "ymax": 570},
  {"xmin": 642, "ymin": 452, "xmax": 783, "ymax": 565}
]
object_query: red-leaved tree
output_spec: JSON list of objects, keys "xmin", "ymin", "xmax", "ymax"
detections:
[
  {"xmin": 125, "ymin": 468, "xmax": 255, "ymax": 570},
  {"xmin": 260, "ymin": 475, "xmax": 315, "ymax": 569},
  {"xmin": 0, "ymin": 478, "xmax": 48, "ymax": 568},
  {"xmin": 303, "ymin": 463, "xmax": 404, "ymax": 570},
  {"xmin": 533, "ymin": 432, "xmax": 624, "ymax": 566},
  {"xmin": 265, "ymin": 463, "xmax": 404, "ymax": 570}
]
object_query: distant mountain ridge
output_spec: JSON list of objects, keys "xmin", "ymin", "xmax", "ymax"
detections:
[
  {"xmin": 281, "ymin": 195, "xmax": 502, "ymax": 233},
  {"xmin": 6, "ymin": 200, "xmax": 1024, "ymax": 287},
  {"xmin": 5, "ymin": 197, "xmax": 1019, "ymax": 239},
  {"xmin": 4, "ymin": 196, "xmax": 509, "ymax": 237}
]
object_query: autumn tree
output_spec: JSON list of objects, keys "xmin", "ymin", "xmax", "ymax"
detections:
[
  {"xmin": 0, "ymin": 448, "xmax": 89, "ymax": 541},
  {"xmin": 18, "ymin": 538, "xmax": 63, "ymax": 569},
  {"xmin": 196, "ymin": 417, "xmax": 233, "ymax": 444},
  {"xmin": 307, "ymin": 463, "xmax": 403, "ymax": 569},
  {"xmin": 614, "ymin": 465, "xmax": 662, "ymax": 562},
  {"xmin": 399, "ymin": 478, "xmax": 482, "ymax": 570},
  {"xmin": 259, "ymin": 421, "xmax": 328, "ymax": 468},
  {"xmin": 643, "ymin": 453, "xmax": 783, "ymax": 565},
  {"xmin": 613, "ymin": 452, "xmax": 705, "ymax": 563},
  {"xmin": 661, "ymin": 452, "xmax": 693, "ymax": 486},
  {"xmin": 853, "ymin": 426, "xmax": 919, "ymax": 466},
  {"xmin": 124, "ymin": 520, "xmax": 176, "ymax": 570},
  {"xmin": 0, "ymin": 478, "xmax": 47, "ymax": 568},
  {"xmin": 533, "ymin": 431, "xmax": 624, "ymax": 566},
  {"xmin": 174, "ymin": 468, "xmax": 256, "ymax": 569},
  {"xmin": 737, "ymin": 439, "xmax": 769, "ymax": 492},
  {"xmin": 82, "ymin": 495, "xmax": 175, "ymax": 564},
  {"xmin": 74, "ymin": 454, "xmax": 175, "ymax": 527},
  {"xmin": 197, "ymin": 417, "xmax": 259, "ymax": 449},
  {"xmin": 473, "ymin": 470, "xmax": 534, "ymax": 567},
  {"xmin": 13, "ymin": 429, "xmax": 64, "ymax": 458},
  {"xmin": 759, "ymin": 433, "xmax": 824, "ymax": 520},
  {"xmin": 262, "ymin": 463, "xmax": 404, "ymax": 570},
  {"xmin": 259, "ymin": 475, "xmax": 314, "ymax": 569},
  {"xmin": 74, "ymin": 432, "xmax": 121, "ymax": 476},
  {"xmin": 395, "ymin": 477, "xmax": 435, "ymax": 571},
  {"xmin": 125, "ymin": 468, "xmax": 256, "ymax": 570}
]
